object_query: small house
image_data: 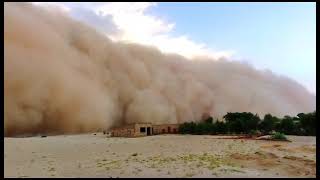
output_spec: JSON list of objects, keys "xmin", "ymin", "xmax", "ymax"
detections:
[{"xmin": 109, "ymin": 123, "xmax": 179, "ymax": 137}]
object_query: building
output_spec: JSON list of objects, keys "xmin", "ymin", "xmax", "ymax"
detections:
[{"xmin": 109, "ymin": 123, "xmax": 179, "ymax": 137}]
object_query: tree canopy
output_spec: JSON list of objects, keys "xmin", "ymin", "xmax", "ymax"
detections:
[{"xmin": 178, "ymin": 111, "xmax": 316, "ymax": 136}]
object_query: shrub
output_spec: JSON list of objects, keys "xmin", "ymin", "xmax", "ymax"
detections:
[
  {"xmin": 249, "ymin": 129, "xmax": 261, "ymax": 136},
  {"xmin": 178, "ymin": 122, "xmax": 196, "ymax": 134},
  {"xmin": 214, "ymin": 121, "xmax": 227, "ymax": 134},
  {"xmin": 270, "ymin": 132, "xmax": 287, "ymax": 141}
]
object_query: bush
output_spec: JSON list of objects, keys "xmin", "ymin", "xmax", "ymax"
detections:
[
  {"xmin": 249, "ymin": 129, "xmax": 261, "ymax": 136},
  {"xmin": 270, "ymin": 132, "xmax": 287, "ymax": 141},
  {"xmin": 214, "ymin": 121, "xmax": 227, "ymax": 134},
  {"xmin": 178, "ymin": 122, "xmax": 197, "ymax": 134},
  {"xmin": 194, "ymin": 123, "xmax": 207, "ymax": 135}
]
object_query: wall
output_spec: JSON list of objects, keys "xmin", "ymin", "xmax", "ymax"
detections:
[
  {"xmin": 111, "ymin": 124, "xmax": 135, "ymax": 137},
  {"xmin": 134, "ymin": 123, "xmax": 152, "ymax": 137},
  {"xmin": 152, "ymin": 124, "xmax": 179, "ymax": 135}
]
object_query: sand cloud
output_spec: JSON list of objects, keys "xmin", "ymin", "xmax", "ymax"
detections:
[{"xmin": 4, "ymin": 3, "xmax": 315, "ymax": 136}]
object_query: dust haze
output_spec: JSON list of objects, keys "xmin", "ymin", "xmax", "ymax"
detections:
[{"xmin": 4, "ymin": 3, "xmax": 316, "ymax": 136}]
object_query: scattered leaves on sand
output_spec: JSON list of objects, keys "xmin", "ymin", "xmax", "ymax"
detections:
[
  {"xmin": 184, "ymin": 172, "xmax": 196, "ymax": 177},
  {"xmin": 96, "ymin": 159, "xmax": 121, "ymax": 171},
  {"xmin": 48, "ymin": 167, "xmax": 55, "ymax": 172}
]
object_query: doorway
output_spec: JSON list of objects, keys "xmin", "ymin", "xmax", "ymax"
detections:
[{"xmin": 147, "ymin": 127, "xmax": 151, "ymax": 135}]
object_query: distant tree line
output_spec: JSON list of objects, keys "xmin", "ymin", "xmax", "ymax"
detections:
[{"xmin": 178, "ymin": 111, "xmax": 316, "ymax": 136}]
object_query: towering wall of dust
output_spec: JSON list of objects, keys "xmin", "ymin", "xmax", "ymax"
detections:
[{"xmin": 4, "ymin": 3, "xmax": 316, "ymax": 136}]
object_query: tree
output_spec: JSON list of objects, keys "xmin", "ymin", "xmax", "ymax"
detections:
[
  {"xmin": 223, "ymin": 112, "xmax": 260, "ymax": 134},
  {"xmin": 204, "ymin": 116, "xmax": 213, "ymax": 124},
  {"xmin": 195, "ymin": 122, "xmax": 207, "ymax": 135},
  {"xmin": 259, "ymin": 114, "xmax": 278, "ymax": 134},
  {"xmin": 244, "ymin": 113, "xmax": 260, "ymax": 133},
  {"xmin": 223, "ymin": 112, "xmax": 243, "ymax": 133},
  {"xmin": 209, "ymin": 122, "xmax": 217, "ymax": 134},
  {"xmin": 214, "ymin": 121, "xmax": 227, "ymax": 134},
  {"xmin": 179, "ymin": 122, "xmax": 196, "ymax": 134},
  {"xmin": 297, "ymin": 111, "xmax": 316, "ymax": 136},
  {"xmin": 177, "ymin": 111, "xmax": 316, "ymax": 136},
  {"xmin": 279, "ymin": 115, "xmax": 295, "ymax": 135}
]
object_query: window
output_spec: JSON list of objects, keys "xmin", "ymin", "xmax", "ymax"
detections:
[{"xmin": 140, "ymin": 127, "xmax": 146, "ymax": 133}]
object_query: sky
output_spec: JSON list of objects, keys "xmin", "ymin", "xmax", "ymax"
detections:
[{"xmin": 32, "ymin": 2, "xmax": 316, "ymax": 95}]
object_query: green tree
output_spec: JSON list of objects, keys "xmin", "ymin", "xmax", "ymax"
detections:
[
  {"xmin": 258, "ymin": 114, "xmax": 278, "ymax": 134},
  {"xmin": 195, "ymin": 122, "xmax": 206, "ymax": 135},
  {"xmin": 179, "ymin": 122, "xmax": 196, "ymax": 134},
  {"xmin": 297, "ymin": 111, "xmax": 316, "ymax": 136},
  {"xmin": 279, "ymin": 115, "xmax": 295, "ymax": 135},
  {"xmin": 223, "ymin": 112, "xmax": 260, "ymax": 134},
  {"xmin": 204, "ymin": 116, "xmax": 213, "ymax": 124},
  {"xmin": 214, "ymin": 121, "xmax": 227, "ymax": 134},
  {"xmin": 244, "ymin": 113, "xmax": 260, "ymax": 133},
  {"xmin": 177, "ymin": 111, "xmax": 316, "ymax": 136}
]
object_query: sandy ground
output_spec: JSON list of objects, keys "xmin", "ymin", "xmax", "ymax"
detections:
[{"xmin": 4, "ymin": 134, "xmax": 316, "ymax": 178}]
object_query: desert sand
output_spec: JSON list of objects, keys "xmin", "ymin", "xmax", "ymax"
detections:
[{"xmin": 4, "ymin": 134, "xmax": 316, "ymax": 178}]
